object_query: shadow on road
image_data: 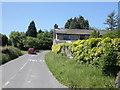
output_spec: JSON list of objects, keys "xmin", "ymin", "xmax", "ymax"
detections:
[{"xmin": 28, "ymin": 53, "xmax": 37, "ymax": 55}]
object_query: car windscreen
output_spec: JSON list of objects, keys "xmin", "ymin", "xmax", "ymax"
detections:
[{"xmin": 29, "ymin": 49, "xmax": 34, "ymax": 51}]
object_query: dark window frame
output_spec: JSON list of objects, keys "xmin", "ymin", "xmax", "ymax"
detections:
[{"xmin": 63, "ymin": 34, "xmax": 71, "ymax": 40}]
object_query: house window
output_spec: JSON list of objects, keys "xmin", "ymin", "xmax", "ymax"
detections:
[
  {"xmin": 80, "ymin": 35, "xmax": 85, "ymax": 40},
  {"xmin": 63, "ymin": 34, "xmax": 70, "ymax": 40},
  {"xmin": 85, "ymin": 35, "xmax": 90, "ymax": 39}
]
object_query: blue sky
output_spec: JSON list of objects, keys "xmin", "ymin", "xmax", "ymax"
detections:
[{"xmin": 2, "ymin": 2, "xmax": 118, "ymax": 37}]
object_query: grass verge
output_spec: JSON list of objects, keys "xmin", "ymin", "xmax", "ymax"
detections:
[
  {"xmin": 45, "ymin": 52, "xmax": 116, "ymax": 88},
  {"xmin": 21, "ymin": 51, "xmax": 28, "ymax": 54}
]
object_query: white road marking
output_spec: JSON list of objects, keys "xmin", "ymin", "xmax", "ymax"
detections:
[
  {"xmin": 3, "ymin": 62, "xmax": 28, "ymax": 87},
  {"xmin": 3, "ymin": 61, "xmax": 28, "ymax": 88},
  {"xmin": 20, "ymin": 62, "xmax": 27, "ymax": 71},
  {"xmin": 39, "ymin": 60, "xmax": 44, "ymax": 62},
  {"xmin": 3, "ymin": 81, "xmax": 10, "ymax": 87},
  {"xmin": 10, "ymin": 74, "xmax": 17, "ymax": 80},
  {"xmin": 29, "ymin": 59, "xmax": 39, "ymax": 62}
]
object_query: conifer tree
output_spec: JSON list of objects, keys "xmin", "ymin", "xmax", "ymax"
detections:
[{"xmin": 26, "ymin": 21, "xmax": 37, "ymax": 37}]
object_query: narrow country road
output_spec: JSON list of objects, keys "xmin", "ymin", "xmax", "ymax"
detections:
[{"xmin": 0, "ymin": 51, "xmax": 67, "ymax": 89}]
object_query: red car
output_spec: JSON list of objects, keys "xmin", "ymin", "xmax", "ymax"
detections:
[{"xmin": 28, "ymin": 48, "xmax": 36, "ymax": 54}]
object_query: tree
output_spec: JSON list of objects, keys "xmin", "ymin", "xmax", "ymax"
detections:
[
  {"xmin": 9, "ymin": 31, "xmax": 26, "ymax": 50},
  {"xmin": 84, "ymin": 20, "xmax": 89, "ymax": 29},
  {"xmin": 0, "ymin": 33, "xmax": 8, "ymax": 46},
  {"xmin": 104, "ymin": 11, "xmax": 118, "ymax": 30},
  {"xmin": 7, "ymin": 39, "xmax": 12, "ymax": 46},
  {"xmin": 65, "ymin": 19, "xmax": 71, "ymax": 29},
  {"xmin": 38, "ymin": 29, "xmax": 43, "ymax": 33},
  {"xmin": 69, "ymin": 20, "xmax": 76, "ymax": 29},
  {"xmin": 26, "ymin": 21, "xmax": 37, "ymax": 37},
  {"xmin": 77, "ymin": 16, "xmax": 84, "ymax": 29},
  {"xmin": 37, "ymin": 30, "xmax": 53, "ymax": 50},
  {"xmin": 89, "ymin": 30, "xmax": 100, "ymax": 38},
  {"xmin": 9, "ymin": 31, "xmax": 19, "ymax": 47},
  {"xmin": 102, "ymin": 29, "xmax": 120, "ymax": 38},
  {"xmin": 64, "ymin": 16, "xmax": 89, "ymax": 29},
  {"xmin": 23, "ymin": 37, "xmax": 39, "ymax": 49}
]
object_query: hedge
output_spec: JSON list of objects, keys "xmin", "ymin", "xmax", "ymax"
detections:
[
  {"xmin": 0, "ymin": 46, "xmax": 22, "ymax": 64},
  {"xmin": 52, "ymin": 38, "xmax": 120, "ymax": 76}
]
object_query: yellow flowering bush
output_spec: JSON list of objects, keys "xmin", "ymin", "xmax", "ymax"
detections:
[
  {"xmin": 52, "ymin": 38, "xmax": 120, "ymax": 75},
  {"xmin": 52, "ymin": 43, "xmax": 65, "ymax": 53}
]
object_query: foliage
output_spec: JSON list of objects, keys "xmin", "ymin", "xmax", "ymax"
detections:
[
  {"xmin": 89, "ymin": 27, "xmax": 97, "ymax": 30},
  {"xmin": 9, "ymin": 31, "xmax": 26, "ymax": 50},
  {"xmin": 26, "ymin": 21, "xmax": 37, "ymax": 37},
  {"xmin": 21, "ymin": 51, "xmax": 28, "ymax": 54},
  {"xmin": 102, "ymin": 29, "xmax": 120, "ymax": 38},
  {"xmin": 23, "ymin": 36, "xmax": 39, "ymax": 49},
  {"xmin": 37, "ymin": 30, "xmax": 53, "ymax": 50},
  {"xmin": 52, "ymin": 38, "xmax": 120, "ymax": 76},
  {"xmin": 7, "ymin": 39, "xmax": 12, "ymax": 46},
  {"xmin": 104, "ymin": 11, "xmax": 118, "ymax": 30},
  {"xmin": 52, "ymin": 43, "xmax": 65, "ymax": 53},
  {"xmin": 64, "ymin": 16, "xmax": 89, "ymax": 29},
  {"xmin": 0, "ymin": 33, "xmax": 8, "ymax": 46},
  {"xmin": 9, "ymin": 29, "xmax": 53, "ymax": 50},
  {"xmin": 0, "ymin": 46, "xmax": 22, "ymax": 64},
  {"xmin": 89, "ymin": 30, "xmax": 101, "ymax": 38},
  {"xmin": 45, "ymin": 52, "xmax": 115, "ymax": 88},
  {"xmin": 38, "ymin": 29, "xmax": 43, "ymax": 33}
]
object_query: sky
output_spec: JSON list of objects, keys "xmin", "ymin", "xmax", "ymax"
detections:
[{"xmin": 1, "ymin": 2, "xmax": 119, "ymax": 37}]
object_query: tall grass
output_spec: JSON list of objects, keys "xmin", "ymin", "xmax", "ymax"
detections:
[
  {"xmin": 45, "ymin": 52, "xmax": 116, "ymax": 88},
  {"xmin": 21, "ymin": 51, "xmax": 28, "ymax": 54},
  {"xmin": 0, "ymin": 46, "xmax": 22, "ymax": 64}
]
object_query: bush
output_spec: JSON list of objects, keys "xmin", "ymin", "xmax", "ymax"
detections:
[
  {"xmin": 52, "ymin": 38, "xmax": 120, "ymax": 76},
  {"xmin": 0, "ymin": 54, "xmax": 10, "ymax": 64},
  {"xmin": 89, "ymin": 30, "xmax": 100, "ymax": 38},
  {"xmin": 52, "ymin": 43, "xmax": 65, "ymax": 54},
  {"xmin": 102, "ymin": 29, "xmax": 120, "ymax": 38},
  {"xmin": 1, "ymin": 46, "xmax": 22, "ymax": 64}
]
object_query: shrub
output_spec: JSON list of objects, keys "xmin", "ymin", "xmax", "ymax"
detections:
[
  {"xmin": 98, "ymin": 45, "xmax": 118, "ymax": 76},
  {"xmin": 52, "ymin": 38, "xmax": 120, "ymax": 76},
  {"xmin": 52, "ymin": 43, "xmax": 65, "ymax": 54},
  {"xmin": 1, "ymin": 46, "xmax": 22, "ymax": 64},
  {"xmin": 89, "ymin": 30, "xmax": 100, "ymax": 38},
  {"xmin": 0, "ymin": 54, "xmax": 10, "ymax": 64},
  {"xmin": 102, "ymin": 29, "xmax": 120, "ymax": 38}
]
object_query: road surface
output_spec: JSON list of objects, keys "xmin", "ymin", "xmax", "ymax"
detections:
[{"xmin": 0, "ymin": 51, "xmax": 67, "ymax": 89}]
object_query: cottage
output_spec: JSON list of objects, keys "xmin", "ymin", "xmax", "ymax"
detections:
[{"xmin": 53, "ymin": 25, "xmax": 109, "ymax": 45}]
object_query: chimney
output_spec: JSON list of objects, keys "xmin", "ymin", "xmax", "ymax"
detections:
[{"xmin": 54, "ymin": 24, "xmax": 58, "ymax": 29}]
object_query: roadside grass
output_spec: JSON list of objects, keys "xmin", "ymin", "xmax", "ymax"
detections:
[
  {"xmin": 39, "ymin": 50, "xmax": 50, "ymax": 52},
  {"xmin": 21, "ymin": 51, "xmax": 28, "ymax": 54},
  {"xmin": 45, "ymin": 52, "xmax": 116, "ymax": 88}
]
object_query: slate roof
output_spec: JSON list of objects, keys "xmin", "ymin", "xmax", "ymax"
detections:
[{"xmin": 55, "ymin": 29, "xmax": 109, "ymax": 35}]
